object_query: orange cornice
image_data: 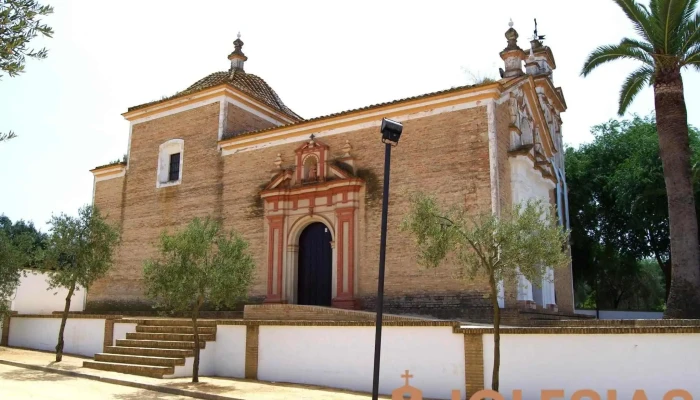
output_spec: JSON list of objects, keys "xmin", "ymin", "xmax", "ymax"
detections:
[
  {"xmin": 500, "ymin": 75, "xmax": 529, "ymax": 90},
  {"xmin": 121, "ymin": 83, "xmax": 296, "ymax": 124},
  {"xmin": 90, "ymin": 163, "xmax": 126, "ymax": 175},
  {"xmin": 261, "ymin": 178, "xmax": 364, "ymax": 199},
  {"xmin": 219, "ymin": 87, "xmax": 502, "ymax": 152}
]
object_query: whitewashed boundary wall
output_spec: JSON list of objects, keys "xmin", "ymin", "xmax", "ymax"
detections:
[
  {"xmin": 8, "ymin": 317, "xmax": 105, "ymax": 357},
  {"xmin": 2, "ymin": 314, "xmax": 700, "ymax": 400},
  {"xmin": 483, "ymin": 333, "xmax": 700, "ymax": 400},
  {"xmin": 10, "ymin": 270, "xmax": 85, "ymax": 314},
  {"xmin": 213, "ymin": 325, "xmax": 247, "ymax": 378},
  {"xmin": 257, "ymin": 326, "xmax": 466, "ymax": 400}
]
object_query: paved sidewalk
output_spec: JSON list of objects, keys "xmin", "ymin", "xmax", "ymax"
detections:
[
  {"xmin": 0, "ymin": 347, "xmax": 389, "ymax": 400},
  {"xmin": 0, "ymin": 363, "xmax": 190, "ymax": 399}
]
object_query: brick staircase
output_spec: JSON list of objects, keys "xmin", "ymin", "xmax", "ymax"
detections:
[{"xmin": 83, "ymin": 318, "xmax": 217, "ymax": 378}]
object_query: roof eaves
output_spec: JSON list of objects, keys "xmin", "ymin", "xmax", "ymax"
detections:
[
  {"xmin": 219, "ymin": 80, "xmax": 504, "ymax": 143},
  {"xmin": 123, "ymin": 81, "xmax": 302, "ymax": 121},
  {"xmin": 90, "ymin": 162, "xmax": 126, "ymax": 173}
]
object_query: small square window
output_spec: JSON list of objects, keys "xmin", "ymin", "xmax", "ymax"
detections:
[{"xmin": 169, "ymin": 152, "xmax": 181, "ymax": 182}]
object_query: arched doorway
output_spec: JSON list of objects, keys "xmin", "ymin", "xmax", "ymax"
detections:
[{"xmin": 297, "ymin": 222, "xmax": 333, "ymax": 306}]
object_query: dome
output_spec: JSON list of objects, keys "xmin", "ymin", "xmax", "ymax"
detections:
[
  {"xmin": 184, "ymin": 69, "xmax": 301, "ymax": 120},
  {"xmin": 126, "ymin": 35, "xmax": 301, "ymax": 120}
]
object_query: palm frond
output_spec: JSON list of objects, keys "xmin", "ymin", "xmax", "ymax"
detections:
[
  {"xmin": 683, "ymin": 0, "xmax": 700, "ymax": 23},
  {"xmin": 683, "ymin": 44, "xmax": 700, "ymax": 65},
  {"xmin": 681, "ymin": 11, "xmax": 700, "ymax": 53},
  {"xmin": 621, "ymin": 37, "xmax": 655, "ymax": 52},
  {"xmin": 655, "ymin": 0, "xmax": 696, "ymax": 53},
  {"xmin": 613, "ymin": 0, "xmax": 662, "ymax": 48},
  {"xmin": 618, "ymin": 66, "xmax": 653, "ymax": 116},
  {"xmin": 581, "ymin": 44, "xmax": 654, "ymax": 77}
]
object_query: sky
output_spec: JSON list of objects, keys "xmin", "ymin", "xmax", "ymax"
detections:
[{"xmin": 1, "ymin": 0, "xmax": 699, "ymax": 232}]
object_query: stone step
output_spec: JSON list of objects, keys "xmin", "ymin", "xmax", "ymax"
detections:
[
  {"xmin": 104, "ymin": 346, "xmax": 195, "ymax": 358},
  {"xmin": 136, "ymin": 319, "xmax": 217, "ymax": 327},
  {"xmin": 116, "ymin": 339, "xmax": 206, "ymax": 349},
  {"xmin": 136, "ymin": 325, "xmax": 216, "ymax": 334},
  {"xmin": 94, "ymin": 353, "xmax": 185, "ymax": 367},
  {"xmin": 126, "ymin": 332, "xmax": 216, "ymax": 342},
  {"xmin": 83, "ymin": 360, "xmax": 174, "ymax": 378}
]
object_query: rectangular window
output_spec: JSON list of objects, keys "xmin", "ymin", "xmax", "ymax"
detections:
[{"xmin": 169, "ymin": 152, "xmax": 181, "ymax": 182}]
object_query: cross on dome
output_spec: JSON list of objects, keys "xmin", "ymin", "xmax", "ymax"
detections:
[
  {"xmin": 402, "ymin": 370, "xmax": 413, "ymax": 386},
  {"xmin": 228, "ymin": 31, "xmax": 248, "ymax": 72}
]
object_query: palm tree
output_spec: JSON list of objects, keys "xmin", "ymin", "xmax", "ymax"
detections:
[{"xmin": 581, "ymin": 0, "xmax": 700, "ymax": 318}]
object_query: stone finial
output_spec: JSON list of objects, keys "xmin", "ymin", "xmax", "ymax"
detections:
[
  {"xmin": 228, "ymin": 32, "xmax": 248, "ymax": 72},
  {"xmin": 504, "ymin": 19, "xmax": 521, "ymax": 51},
  {"xmin": 274, "ymin": 153, "xmax": 282, "ymax": 169},
  {"xmin": 500, "ymin": 19, "xmax": 526, "ymax": 78},
  {"xmin": 342, "ymin": 140, "xmax": 352, "ymax": 157}
]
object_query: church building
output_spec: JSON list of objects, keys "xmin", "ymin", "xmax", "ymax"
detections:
[{"xmin": 88, "ymin": 22, "xmax": 574, "ymax": 322}]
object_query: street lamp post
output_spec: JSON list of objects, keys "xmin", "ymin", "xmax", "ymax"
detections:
[{"xmin": 371, "ymin": 118, "xmax": 403, "ymax": 400}]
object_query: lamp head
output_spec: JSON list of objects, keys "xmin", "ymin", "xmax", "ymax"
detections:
[{"xmin": 380, "ymin": 118, "xmax": 403, "ymax": 144}]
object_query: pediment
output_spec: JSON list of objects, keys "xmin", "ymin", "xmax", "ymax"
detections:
[{"xmin": 262, "ymin": 137, "xmax": 359, "ymax": 192}]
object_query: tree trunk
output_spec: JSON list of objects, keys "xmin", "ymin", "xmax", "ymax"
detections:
[
  {"xmin": 191, "ymin": 295, "xmax": 204, "ymax": 383},
  {"xmin": 650, "ymin": 231, "xmax": 672, "ymax": 302},
  {"xmin": 654, "ymin": 72, "xmax": 700, "ymax": 319},
  {"xmin": 654, "ymin": 253, "xmax": 672, "ymax": 303},
  {"xmin": 489, "ymin": 275, "xmax": 500, "ymax": 392},
  {"xmin": 55, "ymin": 282, "xmax": 76, "ymax": 362}
]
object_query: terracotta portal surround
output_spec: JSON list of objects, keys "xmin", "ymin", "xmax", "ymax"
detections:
[{"xmin": 260, "ymin": 139, "xmax": 362, "ymax": 309}]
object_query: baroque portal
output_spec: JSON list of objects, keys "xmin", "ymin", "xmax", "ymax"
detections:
[{"xmin": 260, "ymin": 137, "xmax": 363, "ymax": 309}]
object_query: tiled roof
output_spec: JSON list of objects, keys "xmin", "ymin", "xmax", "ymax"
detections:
[
  {"xmin": 220, "ymin": 79, "xmax": 505, "ymax": 142},
  {"xmin": 127, "ymin": 69, "xmax": 302, "ymax": 121}
]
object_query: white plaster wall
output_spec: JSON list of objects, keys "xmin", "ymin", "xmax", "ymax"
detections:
[
  {"xmin": 10, "ymin": 270, "xmax": 85, "ymax": 314},
  {"xmin": 166, "ymin": 326, "xmax": 244, "ymax": 378},
  {"xmin": 574, "ymin": 309, "xmax": 664, "ymax": 319},
  {"xmin": 166, "ymin": 344, "xmax": 217, "ymax": 378},
  {"xmin": 214, "ymin": 325, "xmax": 246, "ymax": 378},
  {"xmin": 112, "ymin": 323, "xmax": 137, "ymax": 345},
  {"xmin": 258, "ymin": 326, "xmax": 465, "ymax": 400},
  {"xmin": 8, "ymin": 318, "xmax": 105, "ymax": 357},
  {"xmin": 483, "ymin": 333, "xmax": 700, "ymax": 400},
  {"xmin": 510, "ymin": 156, "xmax": 557, "ymax": 303}
]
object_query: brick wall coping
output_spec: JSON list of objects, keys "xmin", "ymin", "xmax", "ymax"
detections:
[
  {"xmin": 107, "ymin": 317, "xmax": 700, "ymax": 334},
  {"xmin": 242, "ymin": 304, "xmax": 430, "ymax": 321},
  {"xmin": 10, "ymin": 313, "xmax": 699, "ymax": 333},
  {"xmin": 457, "ymin": 326, "xmax": 700, "ymax": 334},
  {"xmin": 217, "ymin": 320, "xmax": 700, "ymax": 334},
  {"xmin": 117, "ymin": 318, "xmax": 221, "ymax": 324},
  {"xmin": 215, "ymin": 319, "xmax": 459, "ymax": 327},
  {"xmin": 11, "ymin": 314, "xmax": 123, "ymax": 320},
  {"xmin": 530, "ymin": 319, "xmax": 700, "ymax": 327}
]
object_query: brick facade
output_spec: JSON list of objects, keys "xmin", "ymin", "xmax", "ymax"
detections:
[{"xmin": 88, "ymin": 34, "xmax": 573, "ymax": 321}]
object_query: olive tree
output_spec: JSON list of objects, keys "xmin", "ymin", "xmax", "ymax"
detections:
[
  {"xmin": 0, "ymin": 230, "xmax": 30, "ymax": 317},
  {"xmin": 401, "ymin": 193, "xmax": 570, "ymax": 391},
  {"xmin": 143, "ymin": 216, "xmax": 255, "ymax": 383},
  {"xmin": 1, "ymin": 0, "xmax": 54, "ymax": 142},
  {"xmin": 45, "ymin": 205, "xmax": 120, "ymax": 362}
]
